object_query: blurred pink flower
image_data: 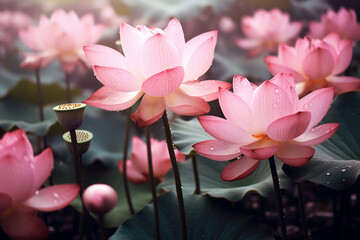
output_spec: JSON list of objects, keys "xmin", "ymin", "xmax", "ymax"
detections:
[
  {"xmin": 83, "ymin": 18, "xmax": 231, "ymax": 127},
  {"xmin": 0, "ymin": 10, "xmax": 31, "ymax": 56},
  {"xmin": 0, "ymin": 129, "xmax": 80, "ymax": 239},
  {"xmin": 193, "ymin": 74, "xmax": 339, "ymax": 181},
  {"xmin": 236, "ymin": 8, "xmax": 303, "ymax": 57},
  {"xmin": 83, "ymin": 184, "xmax": 118, "ymax": 215},
  {"xmin": 265, "ymin": 32, "xmax": 360, "ymax": 96},
  {"xmin": 309, "ymin": 7, "xmax": 360, "ymax": 42},
  {"xmin": 19, "ymin": 9, "xmax": 104, "ymax": 73},
  {"xmin": 118, "ymin": 136, "xmax": 185, "ymax": 184}
]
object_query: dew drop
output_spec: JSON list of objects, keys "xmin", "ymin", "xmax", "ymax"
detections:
[
  {"xmin": 199, "ymin": 82, "xmax": 204, "ymax": 86},
  {"xmin": 35, "ymin": 190, "xmax": 39, "ymax": 195},
  {"xmin": 209, "ymin": 147, "xmax": 214, "ymax": 151},
  {"xmin": 276, "ymin": 99, "xmax": 280, "ymax": 103},
  {"xmin": 274, "ymin": 89, "xmax": 279, "ymax": 94},
  {"xmin": 53, "ymin": 192, "xmax": 59, "ymax": 198},
  {"xmin": 326, "ymin": 172, "xmax": 331, "ymax": 176},
  {"xmin": 342, "ymin": 178, "xmax": 346, "ymax": 182},
  {"xmin": 341, "ymin": 169, "xmax": 346, "ymax": 173},
  {"xmin": 53, "ymin": 199, "xmax": 59, "ymax": 204},
  {"xmin": 273, "ymin": 103, "xmax": 277, "ymax": 108},
  {"xmin": 326, "ymin": 181, "xmax": 330, "ymax": 184},
  {"xmin": 348, "ymin": 165, "xmax": 352, "ymax": 168},
  {"xmin": 304, "ymin": 104, "xmax": 309, "ymax": 110},
  {"xmin": 325, "ymin": 130, "xmax": 330, "ymax": 133}
]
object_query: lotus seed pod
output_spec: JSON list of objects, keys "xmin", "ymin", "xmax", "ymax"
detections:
[
  {"xmin": 53, "ymin": 103, "xmax": 86, "ymax": 130},
  {"xmin": 83, "ymin": 184, "xmax": 118, "ymax": 215},
  {"xmin": 63, "ymin": 130, "xmax": 93, "ymax": 155}
]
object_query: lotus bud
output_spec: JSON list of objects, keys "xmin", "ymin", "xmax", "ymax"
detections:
[{"xmin": 83, "ymin": 184, "xmax": 118, "ymax": 215}]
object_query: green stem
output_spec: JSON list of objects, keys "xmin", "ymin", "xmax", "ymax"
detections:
[
  {"xmin": 145, "ymin": 127, "xmax": 161, "ymax": 240},
  {"xmin": 99, "ymin": 214, "xmax": 105, "ymax": 240},
  {"xmin": 65, "ymin": 72, "xmax": 72, "ymax": 103},
  {"xmin": 191, "ymin": 154, "xmax": 201, "ymax": 194},
  {"xmin": 122, "ymin": 108, "xmax": 135, "ymax": 215},
  {"xmin": 297, "ymin": 183, "xmax": 308, "ymax": 240},
  {"xmin": 35, "ymin": 69, "xmax": 51, "ymax": 184},
  {"xmin": 69, "ymin": 130, "xmax": 89, "ymax": 239},
  {"xmin": 268, "ymin": 156, "xmax": 287, "ymax": 240},
  {"xmin": 161, "ymin": 111, "xmax": 187, "ymax": 240}
]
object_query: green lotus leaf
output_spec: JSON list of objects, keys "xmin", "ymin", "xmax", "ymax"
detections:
[
  {"xmin": 171, "ymin": 118, "xmax": 212, "ymax": 155},
  {"xmin": 158, "ymin": 155, "xmax": 293, "ymax": 201},
  {"xmin": 0, "ymin": 97, "xmax": 57, "ymax": 136},
  {"xmin": 283, "ymin": 92, "xmax": 360, "ymax": 190},
  {"xmin": 109, "ymin": 192, "xmax": 273, "ymax": 240}
]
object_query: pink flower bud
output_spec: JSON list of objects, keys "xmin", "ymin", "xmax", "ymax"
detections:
[{"xmin": 83, "ymin": 184, "xmax": 118, "ymax": 215}]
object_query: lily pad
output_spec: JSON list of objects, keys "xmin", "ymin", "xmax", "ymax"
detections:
[
  {"xmin": 52, "ymin": 160, "xmax": 152, "ymax": 228},
  {"xmin": 7, "ymin": 80, "xmax": 82, "ymax": 105},
  {"xmin": 283, "ymin": 92, "xmax": 360, "ymax": 190},
  {"xmin": 109, "ymin": 192, "xmax": 273, "ymax": 240},
  {"xmin": 158, "ymin": 155, "xmax": 293, "ymax": 201},
  {"xmin": 0, "ymin": 97, "xmax": 57, "ymax": 136},
  {"xmin": 171, "ymin": 118, "xmax": 212, "ymax": 155}
]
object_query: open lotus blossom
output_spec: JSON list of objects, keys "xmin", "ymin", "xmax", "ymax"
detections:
[
  {"xmin": 19, "ymin": 9, "xmax": 104, "ymax": 73},
  {"xmin": 0, "ymin": 129, "xmax": 80, "ymax": 239},
  {"xmin": 236, "ymin": 8, "xmax": 303, "ymax": 57},
  {"xmin": 118, "ymin": 136, "xmax": 185, "ymax": 184},
  {"xmin": 309, "ymin": 7, "xmax": 360, "ymax": 42},
  {"xmin": 193, "ymin": 74, "xmax": 339, "ymax": 181},
  {"xmin": 265, "ymin": 32, "xmax": 360, "ymax": 96},
  {"xmin": 83, "ymin": 18, "xmax": 231, "ymax": 127},
  {"xmin": 0, "ymin": 10, "xmax": 31, "ymax": 57}
]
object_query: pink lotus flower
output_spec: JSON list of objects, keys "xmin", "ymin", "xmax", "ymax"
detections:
[
  {"xmin": 83, "ymin": 18, "xmax": 231, "ymax": 127},
  {"xmin": 19, "ymin": 9, "xmax": 104, "ymax": 73},
  {"xmin": 193, "ymin": 74, "xmax": 339, "ymax": 181},
  {"xmin": 265, "ymin": 32, "xmax": 360, "ymax": 96},
  {"xmin": 0, "ymin": 129, "xmax": 80, "ymax": 239},
  {"xmin": 0, "ymin": 10, "xmax": 31, "ymax": 56},
  {"xmin": 236, "ymin": 8, "xmax": 303, "ymax": 57},
  {"xmin": 309, "ymin": 7, "xmax": 360, "ymax": 42},
  {"xmin": 118, "ymin": 136, "xmax": 185, "ymax": 184}
]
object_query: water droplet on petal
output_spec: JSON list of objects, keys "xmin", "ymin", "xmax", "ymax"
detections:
[
  {"xmin": 273, "ymin": 103, "xmax": 277, "ymax": 108},
  {"xmin": 341, "ymin": 169, "xmax": 346, "ymax": 173},
  {"xmin": 210, "ymin": 147, "xmax": 214, "ymax": 151},
  {"xmin": 199, "ymin": 82, "xmax": 204, "ymax": 86},
  {"xmin": 35, "ymin": 190, "xmax": 39, "ymax": 195},
  {"xmin": 274, "ymin": 89, "xmax": 279, "ymax": 94},
  {"xmin": 326, "ymin": 181, "xmax": 330, "ymax": 184},
  {"xmin": 304, "ymin": 104, "xmax": 309, "ymax": 110},
  {"xmin": 342, "ymin": 178, "xmax": 346, "ymax": 182},
  {"xmin": 326, "ymin": 172, "xmax": 331, "ymax": 176},
  {"xmin": 53, "ymin": 192, "xmax": 59, "ymax": 198}
]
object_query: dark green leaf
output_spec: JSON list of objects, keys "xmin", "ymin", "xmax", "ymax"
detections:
[
  {"xmin": 158, "ymin": 155, "xmax": 293, "ymax": 201},
  {"xmin": 109, "ymin": 192, "xmax": 273, "ymax": 240},
  {"xmin": 283, "ymin": 92, "xmax": 360, "ymax": 190}
]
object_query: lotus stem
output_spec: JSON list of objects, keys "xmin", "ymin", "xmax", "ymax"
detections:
[
  {"xmin": 145, "ymin": 126, "xmax": 161, "ymax": 240},
  {"xmin": 69, "ymin": 130, "xmax": 90, "ymax": 239},
  {"xmin": 122, "ymin": 108, "xmax": 135, "ymax": 215},
  {"xmin": 268, "ymin": 155, "xmax": 287, "ymax": 240},
  {"xmin": 297, "ymin": 183, "xmax": 308, "ymax": 240},
  {"xmin": 35, "ymin": 68, "xmax": 51, "ymax": 184},
  {"xmin": 99, "ymin": 214, "xmax": 105, "ymax": 240},
  {"xmin": 191, "ymin": 154, "xmax": 201, "ymax": 194},
  {"xmin": 65, "ymin": 72, "xmax": 72, "ymax": 103},
  {"xmin": 161, "ymin": 111, "xmax": 187, "ymax": 240}
]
